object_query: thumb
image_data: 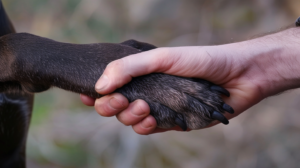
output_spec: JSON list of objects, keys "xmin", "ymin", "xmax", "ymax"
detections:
[{"xmin": 95, "ymin": 48, "xmax": 171, "ymax": 95}]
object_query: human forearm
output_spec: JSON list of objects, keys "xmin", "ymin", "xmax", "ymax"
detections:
[{"xmin": 228, "ymin": 28, "xmax": 300, "ymax": 98}]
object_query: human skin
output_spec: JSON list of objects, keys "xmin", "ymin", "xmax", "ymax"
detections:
[{"xmin": 81, "ymin": 28, "xmax": 300, "ymax": 135}]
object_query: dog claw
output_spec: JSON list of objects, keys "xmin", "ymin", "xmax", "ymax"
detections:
[
  {"xmin": 223, "ymin": 103, "xmax": 234, "ymax": 114},
  {"xmin": 175, "ymin": 115, "xmax": 187, "ymax": 131},
  {"xmin": 210, "ymin": 86, "xmax": 230, "ymax": 97},
  {"xmin": 211, "ymin": 111, "xmax": 229, "ymax": 125}
]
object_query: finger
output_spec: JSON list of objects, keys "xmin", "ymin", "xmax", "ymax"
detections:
[
  {"xmin": 80, "ymin": 94, "xmax": 96, "ymax": 106},
  {"xmin": 95, "ymin": 93, "xmax": 129, "ymax": 117},
  {"xmin": 95, "ymin": 48, "xmax": 173, "ymax": 94},
  {"xmin": 132, "ymin": 116, "xmax": 157, "ymax": 135},
  {"xmin": 116, "ymin": 99, "xmax": 150, "ymax": 126}
]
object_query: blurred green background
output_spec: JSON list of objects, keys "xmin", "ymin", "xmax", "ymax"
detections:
[{"xmin": 3, "ymin": 0, "xmax": 300, "ymax": 168}]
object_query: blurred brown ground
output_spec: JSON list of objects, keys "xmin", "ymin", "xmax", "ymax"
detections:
[{"xmin": 3, "ymin": 0, "xmax": 300, "ymax": 168}]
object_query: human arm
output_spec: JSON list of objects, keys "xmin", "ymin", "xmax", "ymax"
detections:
[{"xmin": 81, "ymin": 28, "xmax": 300, "ymax": 134}]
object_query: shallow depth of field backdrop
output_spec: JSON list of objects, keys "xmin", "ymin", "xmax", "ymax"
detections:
[{"xmin": 4, "ymin": 0, "xmax": 300, "ymax": 168}]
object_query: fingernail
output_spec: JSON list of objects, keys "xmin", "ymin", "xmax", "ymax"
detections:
[
  {"xmin": 96, "ymin": 75, "xmax": 109, "ymax": 92},
  {"xmin": 109, "ymin": 97, "xmax": 124, "ymax": 110},
  {"xmin": 131, "ymin": 102, "xmax": 146, "ymax": 117},
  {"xmin": 141, "ymin": 118, "xmax": 154, "ymax": 128}
]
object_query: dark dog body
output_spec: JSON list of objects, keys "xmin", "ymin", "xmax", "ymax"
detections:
[
  {"xmin": 0, "ymin": 1, "xmax": 233, "ymax": 167},
  {"xmin": 0, "ymin": 2, "xmax": 34, "ymax": 167}
]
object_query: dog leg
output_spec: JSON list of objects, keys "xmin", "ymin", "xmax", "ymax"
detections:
[{"xmin": 0, "ymin": 33, "xmax": 234, "ymax": 130}]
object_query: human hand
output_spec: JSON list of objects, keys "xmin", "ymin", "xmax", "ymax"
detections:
[
  {"xmin": 81, "ymin": 28, "xmax": 300, "ymax": 134},
  {"xmin": 80, "ymin": 45, "xmax": 261, "ymax": 134}
]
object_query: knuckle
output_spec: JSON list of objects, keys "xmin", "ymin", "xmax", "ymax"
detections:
[
  {"xmin": 155, "ymin": 48, "xmax": 172, "ymax": 60},
  {"xmin": 151, "ymin": 48, "xmax": 173, "ymax": 71},
  {"xmin": 106, "ymin": 59, "xmax": 125, "ymax": 74}
]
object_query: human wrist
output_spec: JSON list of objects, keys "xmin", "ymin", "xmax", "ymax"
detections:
[{"xmin": 239, "ymin": 28, "xmax": 300, "ymax": 97}]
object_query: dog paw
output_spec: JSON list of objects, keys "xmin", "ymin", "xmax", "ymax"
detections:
[{"xmin": 117, "ymin": 74, "xmax": 234, "ymax": 130}]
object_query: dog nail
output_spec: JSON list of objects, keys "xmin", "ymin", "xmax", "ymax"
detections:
[
  {"xmin": 211, "ymin": 111, "xmax": 229, "ymax": 125},
  {"xmin": 210, "ymin": 86, "xmax": 230, "ymax": 97},
  {"xmin": 223, "ymin": 103, "xmax": 234, "ymax": 114},
  {"xmin": 175, "ymin": 115, "xmax": 187, "ymax": 131}
]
